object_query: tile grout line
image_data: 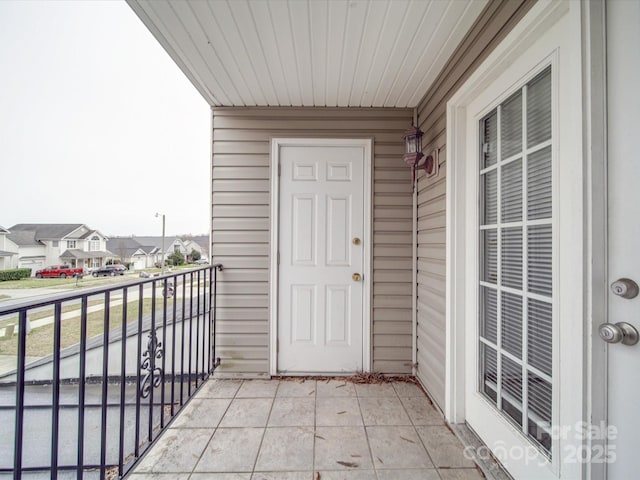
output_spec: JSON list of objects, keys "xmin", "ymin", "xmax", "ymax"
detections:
[
  {"xmin": 249, "ymin": 379, "xmax": 279, "ymax": 475},
  {"xmin": 188, "ymin": 379, "xmax": 243, "ymax": 477},
  {"xmin": 356, "ymin": 383, "xmax": 381, "ymax": 480},
  {"xmin": 394, "ymin": 382, "xmax": 440, "ymax": 476}
]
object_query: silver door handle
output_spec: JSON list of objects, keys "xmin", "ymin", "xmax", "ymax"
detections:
[{"xmin": 599, "ymin": 322, "xmax": 639, "ymax": 346}]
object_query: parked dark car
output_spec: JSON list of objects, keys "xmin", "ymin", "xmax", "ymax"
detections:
[{"xmin": 92, "ymin": 265, "xmax": 126, "ymax": 277}]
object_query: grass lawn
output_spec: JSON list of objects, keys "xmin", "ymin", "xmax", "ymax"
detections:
[
  {"xmin": 0, "ymin": 275, "xmax": 137, "ymax": 290},
  {"xmin": 0, "ymin": 299, "xmax": 108, "ymax": 329},
  {"xmin": 0, "ymin": 297, "xmax": 169, "ymax": 357}
]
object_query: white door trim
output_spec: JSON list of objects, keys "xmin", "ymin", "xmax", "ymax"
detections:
[
  {"xmin": 269, "ymin": 137, "xmax": 373, "ymax": 376},
  {"xmin": 446, "ymin": 1, "xmax": 592, "ymax": 478},
  {"xmin": 446, "ymin": 0, "xmax": 572, "ymax": 423}
]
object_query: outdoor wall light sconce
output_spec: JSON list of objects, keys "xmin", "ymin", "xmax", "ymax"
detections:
[{"xmin": 403, "ymin": 124, "xmax": 435, "ymax": 191}]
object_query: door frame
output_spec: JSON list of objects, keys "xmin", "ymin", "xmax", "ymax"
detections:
[
  {"xmin": 445, "ymin": 1, "xmax": 600, "ymax": 478},
  {"xmin": 269, "ymin": 137, "xmax": 373, "ymax": 376}
]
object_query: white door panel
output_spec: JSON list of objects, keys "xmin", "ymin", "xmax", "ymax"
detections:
[
  {"xmin": 276, "ymin": 141, "xmax": 369, "ymax": 373},
  {"xmin": 606, "ymin": 1, "xmax": 640, "ymax": 478},
  {"xmin": 452, "ymin": 3, "xmax": 585, "ymax": 478}
]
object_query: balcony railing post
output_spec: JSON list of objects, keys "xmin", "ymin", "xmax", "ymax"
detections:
[
  {"xmin": 188, "ymin": 272, "xmax": 194, "ymax": 397},
  {"xmin": 76, "ymin": 296, "xmax": 88, "ymax": 480},
  {"xmin": 195, "ymin": 271, "xmax": 200, "ymax": 388},
  {"xmin": 198, "ymin": 269, "xmax": 205, "ymax": 382},
  {"xmin": 212, "ymin": 264, "xmax": 222, "ymax": 370},
  {"xmin": 99, "ymin": 291, "xmax": 111, "ymax": 479},
  {"xmin": 134, "ymin": 284, "xmax": 144, "ymax": 458},
  {"xmin": 170, "ymin": 275, "xmax": 178, "ymax": 416},
  {"xmin": 148, "ymin": 282, "xmax": 156, "ymax": 443},
  {"xmin": 180, "ymin": 277, "xmax": 186, "ymax": 406},
  {"xmin": 13, "ymin": 310, "xmax": 28, "ymax": 480},
  {"xmin": 160, "ymin": 278, "xmax": 168, "ymax": 429},
  {"xmin": 118, "ymin": 288, "xmax": 128, "ymax": 477},
  {"xmin": 207, "ymin": 267, "xmax": 213, "ymax": 374},
  {"xmin": 50, "ymin": 302, "xmax": 63, "ymax": 480}
]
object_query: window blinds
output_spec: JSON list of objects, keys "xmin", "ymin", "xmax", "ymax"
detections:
[{"xmin": 478, "ymin": 66, "xmax": 553, "ymax": 455}]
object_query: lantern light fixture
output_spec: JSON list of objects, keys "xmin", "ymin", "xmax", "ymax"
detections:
[{"xmin": 403, "ymin": 124, "xmax": 435, "ymax": 191}]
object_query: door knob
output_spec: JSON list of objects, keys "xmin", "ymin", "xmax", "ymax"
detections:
[
  {"xmin": 353, "ymin": 237, "xmax": 361, "ymax": 245},
  {"xmin": 599, "ymin": 322, "xmax": 639, "ymax": 346},
  {"xmin": 352, "ymin": 273, "xmax": 362, "ymax": 282}
]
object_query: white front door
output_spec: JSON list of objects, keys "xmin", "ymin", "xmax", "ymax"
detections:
[
  {"xmin": 449, "ymin": 2, "xmax": 586, "ymax": 479},
  {"xmin": 605, "ymin": 1, "xmax": 640, "ymax": 478},
  {"xmin": 274, "ymin": 139, "xmax": 371, "ymax": 374}
]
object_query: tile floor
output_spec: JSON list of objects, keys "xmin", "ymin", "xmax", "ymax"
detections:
[{"xmin": 129, "ymin": 379, "xmax": 484, "ymax": 480}]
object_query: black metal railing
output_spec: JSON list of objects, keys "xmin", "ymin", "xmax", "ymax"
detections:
[{"xmin": 0, "ymin": 264, "xmax": 223, "ymax": 479}]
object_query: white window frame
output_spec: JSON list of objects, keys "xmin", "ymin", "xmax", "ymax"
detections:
[
  {"xmin": 89, "ymin": 236, "xmax": 100, "ymax": 252},
  {"xmin": 445, "ymin": 1, "xmax": 589, "ymax": 478},
  {"xmin": 67, "ymin": 240, "xmax": 76, "ymax": 249}
]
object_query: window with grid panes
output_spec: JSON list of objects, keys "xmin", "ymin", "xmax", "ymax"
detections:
[{"xmin": 478, "ymin": 66, "xmax": 553, "ymax": 455}]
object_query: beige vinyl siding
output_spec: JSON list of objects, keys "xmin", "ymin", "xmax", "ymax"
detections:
[
  {"xmin": 415, "ymin": 0, "xmax": 535, "ymax": 409},
  {"xmin": 211, "ymin": 107, "xmax": 413, "ymax": 376}
]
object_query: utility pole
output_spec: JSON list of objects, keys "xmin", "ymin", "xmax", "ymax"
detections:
[{"xmin": 156, "ymin": 213, "xmax": 165, "ymax": 275}]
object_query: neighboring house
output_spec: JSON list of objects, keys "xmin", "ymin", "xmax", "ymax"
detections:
[
  {"xmin": 129, "ymin": 1, "xmax": 636, "ymax": 479},
  {"xmin": 132, "ymin": 235, "xmax": 208, "ymax": 265},
  {"xmin": 108, "ymin": 235, "xmax": 209, "ymax": 269},
  {"xmin": 0, "ymin": 225, "xmax": 18, "ymax": 270},
  {"xmin": 6, "ymin": 224, "xmax": 114, "ymax": 274},
  {"xmin": 107, "ymin": 236, "xmax": 156, "ymax": 270},
  {"xmin": 187, "ymin": 235, "xmax": 210, "ymax": 261}
]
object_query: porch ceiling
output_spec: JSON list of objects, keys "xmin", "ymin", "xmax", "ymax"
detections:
[{"xmin": 127, "ymin": 0, "xmax": 487, "ymax": 108}]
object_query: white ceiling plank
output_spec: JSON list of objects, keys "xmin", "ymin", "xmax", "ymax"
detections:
[
  {"xmin": 169, "ymin": 1, "xmax": 243, "ymax": 106},
  {"xmin": 129, "ymin": 0, "xmax": 487, "ymax": 108},
  {"xmin": 187, "ymin": 0, "xmax": 256, "ymax": 106},
  {"xmin": 347, "ymin": 0, "xmax": 391, "ymax": 107},
  {"xmin": 309, "ymin": 0, "xmax": 328, "ymax": 106},
  {"xmin": 407, "ymin": 0, "xmax": 488, "ymax": 107},
  {"xmin": 268, "ymin": 0, "xmax": 304, "ymax": 106},
  {"xmin": 228, "ymin": 0, "xmax": 280, "ymax": 106},
  {"xmin": 385, "ymin": 0, "xmax": 450, "ymax": 106},
  {"xmin": 325, "ymin": 0, "xmax": 349, "ymax": 106},
  {"xmin": 336, "ymin": 1, "xmax": 368, "ymax": 107},
  {"xmin": 358, "ymin": 0, "xmax": 410, "ymax": 107},
  {"xmin": 248, "ymin": 0, "xmax": 292, "ymax": 106},
  {"xmin": 140, "ymin": 0, "xmax": 228, "ymax": 105},
  {"xmin": 288, "ymin": 0, "xmax": 315, "ymax": 106},
  {"xmin": 391, "ymin": 0, "xmax": 451, "ymax": 107},
  {"xmin": 373, "ymin": 0, "xmax": 432, "ymax": 107},
  {"xmin": 210, "ymin": 0, "xmax": 271, "ymax": 106}
]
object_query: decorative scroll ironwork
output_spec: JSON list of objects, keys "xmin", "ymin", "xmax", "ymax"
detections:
[{"xmin": 140, "ymin": 328, "xmax": 163, "ymax": 398}]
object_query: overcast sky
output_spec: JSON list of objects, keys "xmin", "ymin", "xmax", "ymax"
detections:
[{"xmin": 0, "ymin": 0, "xmax": 210, "ymax": 237}]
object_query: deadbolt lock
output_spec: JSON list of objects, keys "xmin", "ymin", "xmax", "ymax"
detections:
[
  {"xmin": 353, "ymin": 237, "xmax": 361, "ymax": 246},
  {"xmin": 352, "ymin": 273, "xmax": 362, "ymax": 282},
  {"xmin": 611, "ymin": 278, "xmax": 639, "ymax": 299}
]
